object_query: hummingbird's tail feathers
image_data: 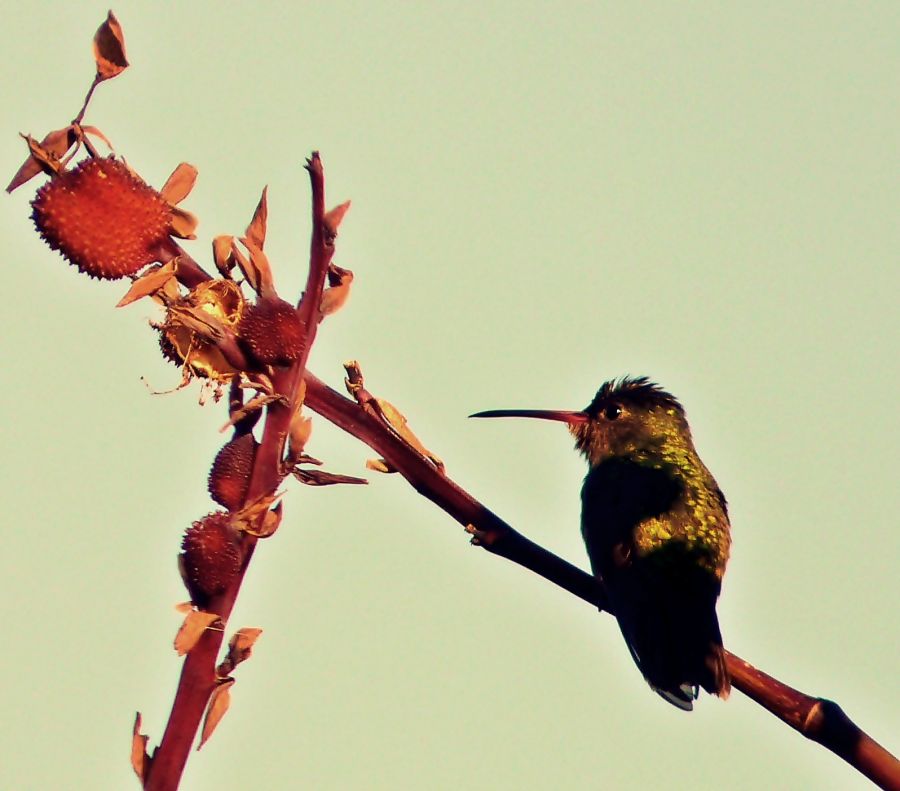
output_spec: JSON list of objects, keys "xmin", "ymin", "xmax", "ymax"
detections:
[
  {"xmin": 651, "ymin": 682, "xmax": 697, "ymax": 712},
  {"xmin": 606, "ymin": 557, "xmax": 730, "ymax": 710},
  {"xmin": 624, "ymin": 636, "xmax": 700, "ymax": 712}
]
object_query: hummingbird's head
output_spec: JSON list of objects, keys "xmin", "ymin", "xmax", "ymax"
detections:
[
  {"xmin": 471, "ymin": 376, "xmax": 691, "ymax": 468},
  {"xmin": 572, "ymin": 377, "xmax": 689, "ymax": 466}
]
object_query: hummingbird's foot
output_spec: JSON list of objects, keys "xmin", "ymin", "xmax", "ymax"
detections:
[{"xmin": 464, "ymin": 523, "xmax": 487, "ymax": 545}]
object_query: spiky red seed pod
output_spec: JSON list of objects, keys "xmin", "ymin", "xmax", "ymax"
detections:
[
  {"xmin": 208, "ymin": 433, "xmax": 258, "ymax": 511},
  {"xmin": 238, "ymin": 296, "xmax": 305, "ymax": 366},
  {"xmin": 180, "ymin": 513, "xmax": 241, "ymax": 606},
  {"xmin": 31, "ymin": 157, "xmax": 172, "ymax": 280}
]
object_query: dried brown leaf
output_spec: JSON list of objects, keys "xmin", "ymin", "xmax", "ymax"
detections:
[
  {"xmin": 160, "ymin": 163, "xmax": 198, "ymax": 205},
  {"xmin": 217, "ymin": 627, "xmax": 263, "ymax": 676},
  {"xmin": 212, "ymin": 235, "xmax": 235, "ymax": 278},
  {"xmin": 233, "ymin": 495, "xmax": 283, "ymax": 538},
  {"xmin": 25, "ymin": 135, "xmax": 62, "ymax": 173},
  {"xmin": 157, "ymin": 274, "xmax": 183, "ymax": 304},
  {"xmin": 131, "ymin": 712, "xmax": 151, "ymax": 784},
  {"xmin": 323, "ymin": 200, "xmax": 351, "ymax": 240},
  {"xmin": 289, "ymin": 414, "xmax": 313, "ymax": 458},
  {"xmin": 6, "ymin": 127, "xmax": 76, "ymax": 192},
  {"xmin": 320, "ymin": 268, "xmax": 353, "ymax": 316},
  {"xmin": 365, "ymin": 458, "xmax": 395, "ymax": 474},
  {"xmin": 42, "ymin": 127, "xmax": 79, "ymax": 160},
  {"xmin": 198, "ymin": 678, "xmax": 234, "ymax": 750},
  {"xmin": 7, "ymin": 152, "xmax": 43, "ymax": 193},
  {"xmin": 219, "ymin": 392, "xmax": 282, "ymax": 433},
  {"xmin": 238, "ymin": 237, "xmax": 274, "ymax": 297},
  {"xmin": 174, "ymin": 610, "xmax": 220, "ymax": 656},
  {"xmin": 170, "ymin": 206, "xmax": 199, "ymax": 240},
  {"xmin": 244, "ymin": 187, "xmax": 268, "ymax": 250},
  {"xmin": 256, "ymin": 503, "xmax": 283, "ymax": 538},
  {"xmin": 174, "ymin": 601, "xmax": 194, "ymax": 615},
  {"xmin": 375, "ymin": 398, "xmax": 444, "ymax": 470},
  {"xmin": 294, "ymin": 468, "xmax": 369, "ymax": 485},
  {"xmin": 80, "ymin": 125, "xmax": 114, "ymax": 152},
  {"xmin": 230, "ymin": 241, "xmax": 260, "ymax": 294},
  {"xmin": 93, "ymin": 11, "xmax": 129, "ymax": 81},
  {"xmin": 170, "ymin": 302, "xmax": 228, "ymax": 342},
  {"xmin": 117, "ymin": 261, "xmax": 177, "ymax": 308}
]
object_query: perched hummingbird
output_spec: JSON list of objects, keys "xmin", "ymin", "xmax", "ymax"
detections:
[{"xmin": 472, "ymin": 376, "xmax": 731, "ymax": 710}]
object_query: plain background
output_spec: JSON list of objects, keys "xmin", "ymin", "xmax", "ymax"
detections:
[{"xmin": 1, "ymin": 3, "xmax": 897, "ymax": 789}]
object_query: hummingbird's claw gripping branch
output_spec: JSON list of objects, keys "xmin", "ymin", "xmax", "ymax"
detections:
[{"xmin": 302, "ymin": 369, "xmax": 900, "ymax": 791}]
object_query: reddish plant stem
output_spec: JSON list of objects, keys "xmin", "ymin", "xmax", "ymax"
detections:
[
  {"xmin": 158, "ymin": 239, "xmax": 214, "ymax": 290},
  {"xmin": 302, "ymin": 372, "xmax": 900, "ymax": 791},
  {"xmin": 144, "ymin": 154, "xmax": 335, "ymax": 791}
]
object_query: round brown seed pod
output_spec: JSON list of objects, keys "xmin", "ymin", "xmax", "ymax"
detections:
[
  {"xmin": 238, "ymin": 296, "xmax": 305, "ymax": 366},
  {"xmin": 208, "ymin": 433, "xmax": 258, "ymax": 511},
  {"xmin": 31, "ymin": 157, "xmax": 172, "ymax": 280},
  {"xmin": 180, "ymin": 512, "xmax": 241, "ymax": 606}
]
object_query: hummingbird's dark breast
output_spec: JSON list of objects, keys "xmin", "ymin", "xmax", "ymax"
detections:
[{"xmin": 581, "ymin": 457, "xmax": 730, "ymax": 710}]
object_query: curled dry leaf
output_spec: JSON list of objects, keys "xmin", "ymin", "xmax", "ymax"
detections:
[
  {"xmin": 320, "ymin": 266, "xmax": 353, "ymax": 316},
  {"xmin": 253, "ymin": 502, "xmax": 284, "ymax": 538},
  {"xmin": 323, "ymin": 200, "xmax": 351, "ymax": 241},
  {"xmin": 244, "ymin": 187, "xmax": 268, "ymax": 250},
  {"xmin": 116, "ymin": 260, "xmax": 177, "ymax": 307},
  {"xmin": 169, "ymin": 303, "xmax": 227, "ymax": 343},
  {"xmin": 198, "ymin": 678, "xmax": 235, "ymax": 750},
  {"xmin": 6, "ymin": 127, "xmax": 76, "ymax": 192},
  {"xmin": 294, "ymin": 468, "xmax": 369, "ymax": 486},
  {"xmin": 212, "ymin": 235, "xmax": 235, "ymax": 278},
  {"xmin": 174, "ymin": 610, "xmax": 220, "ymax": 656},
  {"xmin": 217, "ymin": 627, "xmax": 263, "ymax": 677},
  {"xmin": 219, "ymin": 392, "xmax": 283, "ymax": 433},
  {"xmin": 365, "ymin": 458, "xmax": 395, "ymax": 474},
  {"xmin": 160, "ymin": 163, "xmax": 198, "ymax": 205},
  {"xmin": 288, "ymin": 413, "xmax": 313, "ymax": 459},
  {"xmin": 297, "ymin": 453, "xmax": 323, "ymax": 466},
  {"xmin": 233, "ymin": 495, "xmax": 283, "ymax": 538},
  {"xmin": 80, "ymin": 125, "xmax": 114, "ymax": 152},
  {"xmin": 93, "ymin": 11, "xmax": 129, "ymax": 81},
  {"xmin": 238, "ymin": 236, "xmax": 275, "ymax": 298},
  {"xmin": 375, "ymin": 397, "xmax": 445, "ymax": 471},
  {"xmin": 230, "ymin": 241, "xmax": 260, "ymax": 294},
  {"xmin": 131, "ymin": 712, "xmax": 151, "ymax": 784},
  {"xmin": 170, "ymin": 206, "xmax": 199, "ymax": 240}
]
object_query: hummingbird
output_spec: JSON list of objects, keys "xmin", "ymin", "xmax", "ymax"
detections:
[{"xmin": 471, "ymin": 376, "xmax": 731, "ymax": 710}]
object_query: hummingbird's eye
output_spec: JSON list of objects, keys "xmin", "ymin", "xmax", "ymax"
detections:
[{"xmin": 603, "ymin": 404, "xmax": 622, "ymax": 420}]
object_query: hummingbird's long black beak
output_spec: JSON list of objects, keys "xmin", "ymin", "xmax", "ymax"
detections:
[{"xmin": 469, "ymin": 408, "xmax": 589, "ymax": 424}]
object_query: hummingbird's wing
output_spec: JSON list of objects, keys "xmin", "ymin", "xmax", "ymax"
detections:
[{"xmin": 581, "ymin": 459, "xmax": 729, "ymax": 709}]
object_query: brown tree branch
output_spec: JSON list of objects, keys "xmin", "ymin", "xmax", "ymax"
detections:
[
  {"xmin": 144, "ymin": 154, "xmax": 336, "ymax": 791},
  {"xmin": 302, "ymin": 370, "xmax": 900, "ymax": 791}
]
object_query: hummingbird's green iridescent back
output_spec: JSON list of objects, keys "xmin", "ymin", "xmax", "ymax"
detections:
[{"xmin": 572, "ymin": 377, "xmax": 731, "ymax": 710}]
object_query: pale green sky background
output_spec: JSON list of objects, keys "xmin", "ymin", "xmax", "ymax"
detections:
[{"xmin": 1, "ymin": 3, "xmax": 897, "ymax": 790}]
